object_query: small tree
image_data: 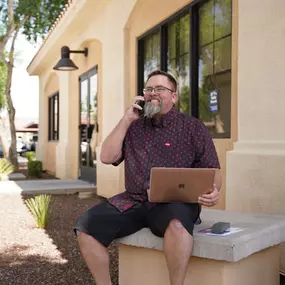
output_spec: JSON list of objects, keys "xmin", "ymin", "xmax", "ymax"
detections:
[
  {"xmin": 0, "ymin": 0, "xmax": 68, "ymax": 168},
  {"xmin": 0, "ymin": 56, "xmax": 8, "ymax": 157}
]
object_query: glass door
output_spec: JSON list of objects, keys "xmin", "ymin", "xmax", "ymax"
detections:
[{"xmin": 79, "ymin": 66, "xmax": 98, "ymax": 184}]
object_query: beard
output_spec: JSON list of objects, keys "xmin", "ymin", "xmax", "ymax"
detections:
[{"xmin": 143, "ymin": 99, "xmax": 163, "ymax": 118}]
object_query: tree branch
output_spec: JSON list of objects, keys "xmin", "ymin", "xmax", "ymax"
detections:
[
  {"xmin": 8, "ymin": 29, "xmax": 19, "ymax": 66},
  {"xmin": 8, "ymin": 0, "xmax": 14, "ymax": 27},
  {"xmin": 0, "ymin": 44, "xmax": 6, "ymax": 63},
  {"xmin": 3, "ymin": 0, "xmax": 16, "ymax": 44},
  {"xmin": 0, "ymin": 12, "xmax": 29, "ymax": 64},
  {"xmin": 0, "ymin": 0, "xmax": 16, "ymax": 62}
]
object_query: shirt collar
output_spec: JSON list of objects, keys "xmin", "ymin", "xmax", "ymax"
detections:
[{"xmin": 145, "ymin": 106, "xmax": 178, "ymax": 128}]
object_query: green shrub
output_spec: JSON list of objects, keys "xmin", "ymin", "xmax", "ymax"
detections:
[
  {"xmin": 0, "ymin": 158, "xmax": 15, "ymax": 178},
  {"xmin": 24, "ymin": 151, "xmax": 35, "ymax": 162},
  {"xmin": 28, "ymin": 160, "xmax": 43, "ymax": 178},
  {"xmin": 25, "ymin": 194, "xmax": 52, "ymax": 229}
]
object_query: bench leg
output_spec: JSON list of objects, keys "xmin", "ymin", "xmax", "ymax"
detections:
[{"xmin": 119, "ymin": 245, "xmax": 280, "ymax": 285}]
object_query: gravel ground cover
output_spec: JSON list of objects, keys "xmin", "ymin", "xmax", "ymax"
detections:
[{"xmin": 0, "ymin": 193, "xmax": 118, "ymax": 285}]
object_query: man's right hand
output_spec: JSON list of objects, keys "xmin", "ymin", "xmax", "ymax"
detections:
[{"xmin": 123, "ymin": 96, "xmax": 144, "ymax": 123}]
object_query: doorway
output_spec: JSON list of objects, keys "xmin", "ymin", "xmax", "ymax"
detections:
[{"xmin": 79, "ymin": 66, "xmax": 98, "ymax": 184}]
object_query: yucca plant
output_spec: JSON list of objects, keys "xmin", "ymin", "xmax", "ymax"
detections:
[
  {"xmin": 0, "ymin": 158, "xmax": 15, "ymax": 180},
  {"xmin": 25, "ymin": 194, "xmax": 52, "ymax": 229}
]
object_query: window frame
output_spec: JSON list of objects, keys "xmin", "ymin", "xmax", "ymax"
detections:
[
  {"xmin": 78, "ymin": 65, "xmax": 99, "ymax": 133},
  {"xmin": 48, "ymin": 91, "xmax": 59, "ymax": 141},
  {"xmin": 137, "ymin": 0, "xmax": 232, "ymax": 138}
]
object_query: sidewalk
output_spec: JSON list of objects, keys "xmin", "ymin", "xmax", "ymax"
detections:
[{"xmin": 0, "ymin": 179, "xmax": 96, "ymax": 195}]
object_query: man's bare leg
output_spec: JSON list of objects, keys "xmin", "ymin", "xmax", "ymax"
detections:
[
  {"xmin": 163, "ymin": 219, "xmax": 193, "ymax": 285},
  {"xmin": 77, "ymin": 231, "xmax": 112, "ymax": 285}
]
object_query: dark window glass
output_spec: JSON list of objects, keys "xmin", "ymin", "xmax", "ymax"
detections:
[
  {"xmin": 138, "ymin": 0, "xmax": 232, "ymax": 138},
  {"xmin": 48, "ymin": 92, "xmax": 59, "ymax": 141},
  {"xmin": 214, "ymin": 0, "xmax": 232, "ymax": 40},
  {"xmin": 79, "ymin": 67, "xmax": 98, "ymax": 168},
  {"xmin": 199, "ymin": 0, "xmax": 232, "ymax": 138},
  {"xmin": 167, "ymin": 13, "xmax": 190, "ymax": 114},
  {"xmin": 143, "ymin": 32, "xmax": 160, "ymax": 84},
  {"xmin": 199, "ymin": 0, "xmax": 214, "ymax": 46}
]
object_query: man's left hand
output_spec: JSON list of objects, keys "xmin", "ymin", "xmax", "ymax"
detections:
[{"xmin": 198, "ymin": 184, "xmax": 219, "ymax": 207}]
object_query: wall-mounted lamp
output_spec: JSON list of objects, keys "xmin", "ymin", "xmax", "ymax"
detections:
[{"xmin": 53, "ymin": 46, "xmax": 88, "ymax": 71}]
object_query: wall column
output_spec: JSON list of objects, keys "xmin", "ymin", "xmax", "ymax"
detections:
[
  {"xmin": 36, "ymin": 76, "xmax": 46, "ymax": 164},
  {"xmin": 96, "ymin": 46, "xmax": 126, "ymax": 198},
  {"xmin": 96, "ymin": 28, "xmax": 128, "ymax": 198},
  {"xmin": 226, "ymin": 0, "xmax": 285, "ymax": 273},
  {"xmin": 55, "ymin": 72, "xmax": 74, "ymax": 179}
]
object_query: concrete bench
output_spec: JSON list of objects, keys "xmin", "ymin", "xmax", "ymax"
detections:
[{"xmin": 116, "ymin": 209, "xmax": 285, "ymax": 285}]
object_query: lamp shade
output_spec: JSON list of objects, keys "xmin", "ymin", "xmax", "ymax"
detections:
[
  {"xmin": 53, "ymin": 46, "xmax": 78, "ymax": 71},
  {"xmin": 53, "ymin": 58, "xmax": 78, "ymax": 71}
]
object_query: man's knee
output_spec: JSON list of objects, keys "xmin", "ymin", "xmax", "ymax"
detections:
[
  {"xmin": 76, "ymin": 230, "xmax": 93, "ymax": 243},
  {"xmin": 76, "ymin": 229, "xmax": 88, "ymax": 238},
  {"xmin": 166, "ymin": 219, "xmax": 188, "ymax": 235}
]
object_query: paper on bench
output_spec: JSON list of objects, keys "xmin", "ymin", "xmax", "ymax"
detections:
[{"xmin": 197, "ymin": 227, "xmax": 243, "ymax": 236}]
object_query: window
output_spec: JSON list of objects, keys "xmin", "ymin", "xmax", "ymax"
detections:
[
  {"xmin": 137, "ymin": 0, "xmax": 232, "ymax": 138},
  {"xmin": 199, "ymin": 0, "xmax": 232, "ymax": 137},
  {"xmin": 48, "ymin": 92, "xmax": 59, "ymax": 141},
  {"xmin": 143, "ymin": 32, "xmax": 160, "ymax": 85},
  {"xmin": 168, "ymin": 13, "xmax": 190, "ymax": 114},
  {"xmin": 79, "ymin": 66, "xmax": 98, "ymax": 170}
]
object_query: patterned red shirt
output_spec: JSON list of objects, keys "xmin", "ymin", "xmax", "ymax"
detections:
[{"xmin": 107, "ymin": 107, "xmax": 220, "ymax": 212}]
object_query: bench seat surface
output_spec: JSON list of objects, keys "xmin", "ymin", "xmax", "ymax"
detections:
[{"xmin": 116, "ymin": 208, "xmax": 285, "ymax": 262}]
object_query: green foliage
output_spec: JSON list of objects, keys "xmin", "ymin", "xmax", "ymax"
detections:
[
  {"xmin": 28, "ymin": 160, "xmax": 42, "ymax": 178},
  {"xmin": 0, "ymin": 0, "xmax": 68, "ymax": 43},
  {"xmin": 0, "ymin": 158, "xmax": 15, "ymax": 175},
  {"xmin": 24, "ymin": 151, "xmax": 35, "ymax": 162},
  {"xmin": 25, "ymin": 194, "xmax": 52, "ymax": 229},
  {"xmin": 178, "ymin": 85, "xmax": 190, "ymax": 114}
]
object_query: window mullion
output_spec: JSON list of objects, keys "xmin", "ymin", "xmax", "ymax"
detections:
[
  {"xmin": 53, "ymin": 96, "xmax": 56, "ymax": 140},
  {"xmin": 160, "ymin": 25, "xmax": 168, "ymax": 72},
  {"xmin": 213, "ymin": 0, "xmax": 216, "ymax": 76},
  {"xmin": 190, "ymin": 5, "xmax": 199, "ymax": 118},
  {"xmin": 48, "ymin": 98, "xmax": 51, "ymax": 140},
  {"xmin": 57, "ymin": 94, "xmax": 59, "ymax": 141},
  {"xmin": 137, "ymin": 39, "xmax": 144, "ymax": 94}
]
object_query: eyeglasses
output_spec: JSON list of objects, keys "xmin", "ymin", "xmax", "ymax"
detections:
[{"xmin": 143, "ymin": 86, "xmax": 175, "ymax": 95}]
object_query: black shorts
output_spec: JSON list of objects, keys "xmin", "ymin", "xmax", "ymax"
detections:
[{"xmin": 74, "ymin": 201, "xmax": 201, "ymax": 247}]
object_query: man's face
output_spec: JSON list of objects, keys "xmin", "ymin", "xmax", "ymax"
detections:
[{"xmin": 143, "ymin": 75, "xmax": 177, "ymax": 118}]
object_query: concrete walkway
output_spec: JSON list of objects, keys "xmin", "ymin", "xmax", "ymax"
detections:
[{"xmin": 0, "ymin": 179, "xmax": 96, "ymax": 195}]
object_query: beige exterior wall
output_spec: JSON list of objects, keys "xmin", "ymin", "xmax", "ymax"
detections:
[
  {"xmin": 119, "ymin": 244, "xmax": 280, "ymax": 285},
  {"xmin": 28, "ymin": 0, "xmax": 137, "ymax": 187},
  {"xmin": 45, "ymin": 142, "xmax": 57, "ymax": 174},
  {"xmin": 28, "ymin": 0, "xmax": 237, "ymax": 205},
  {"xmin": 226, "ymin": 0, "xmax": 285, "ymax": 273},
  {"xmin": 43, "ymin": 73, "xmax": 59, "ymax": 174},
  {"xmin": 57, "ymin": 40, "xmax": 102, "ymax": 179}
]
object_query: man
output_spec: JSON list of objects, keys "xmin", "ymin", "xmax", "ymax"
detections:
[{"xmin": 74, "ymin": 70, "xmax": 222, "ymax": 285}]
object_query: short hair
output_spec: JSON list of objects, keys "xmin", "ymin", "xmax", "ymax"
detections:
[{"xmin": 146, "ymin": 70, "xmax": 177, "ymax": 92}]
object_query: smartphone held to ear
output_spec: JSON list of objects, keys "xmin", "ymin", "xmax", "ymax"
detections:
[{"xmin": 136, "ymin": 100, "xmax": 145, "ymax": 117}]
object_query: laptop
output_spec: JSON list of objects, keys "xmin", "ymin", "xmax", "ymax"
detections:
[{"xmin": 148, "ymin": 167, "xmax": 216, "ymax": 203}]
